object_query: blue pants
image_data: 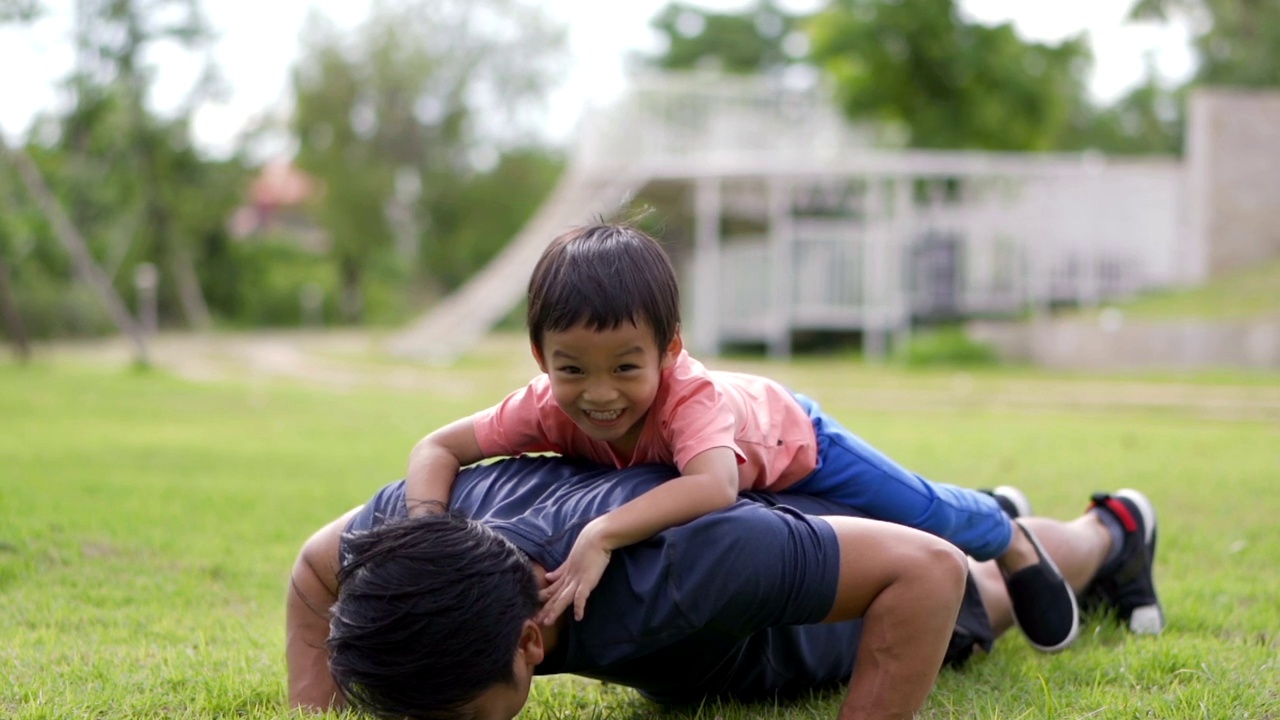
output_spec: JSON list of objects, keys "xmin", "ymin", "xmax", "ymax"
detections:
[{"xmin": 786, "ymin": 393, "xmax": 1012, "ymax": 561}]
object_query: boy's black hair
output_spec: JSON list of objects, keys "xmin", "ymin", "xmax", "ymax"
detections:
[
  {"xmin": 527, "ymin": 224, "xmax": 681, "ymax": 352},
  {"xmin": 328, "ymin": 513, "xmax": 540, "ymax": 720}
]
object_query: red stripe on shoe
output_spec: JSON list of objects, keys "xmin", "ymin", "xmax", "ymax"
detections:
[{"xmin": 1105, "ymin": 499, "xmax": 1139, "ymax": 533}]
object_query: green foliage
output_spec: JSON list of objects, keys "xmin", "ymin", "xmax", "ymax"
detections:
[
  {"xmin": 0, "ymin": 266, "xmax": 115, "ymax": 338},
  {"xmin": 196, "ymin": 238, "xmax": 413, "ymax": 328},
  {"xmin": 1133, "ymin": 0, "xmax": 1280, "ymax": 88},
  {"xmin": 1065, "ymin": 67, "xmax": 1186, "ymax": 155},
  {"xmin": 0, "ymin": 0, "xmax": 41, "ymax": 22},
  {"xmin": 291, "ymin": 0, "xmax": 566, "ymax": 318},
  {"xmin": 647, "ymin": 0, "xmax": 804, "ymax": 74},
  {"xmin": 808, "ymin": 0, "xmax": 1093, "ymax": 151},
  {"xmin": 902, "ymin": 325, "xmax": 1000, "ymax": 367},
  {"xmin": 422, "ymin": 147, "xmax": 564, "ymax": 291}
]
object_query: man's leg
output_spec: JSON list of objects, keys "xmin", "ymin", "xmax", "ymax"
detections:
[{"xmin": 971, "ymin": 489, "xmax": 1163, "ymax": 638}]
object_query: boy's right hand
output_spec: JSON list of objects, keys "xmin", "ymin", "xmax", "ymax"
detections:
[
  {"xmin": 404, "ymin": 417, "xmax": 485, "ymax": 519},
  {"xmin": 406, "ymin": 498, "xmax": 450, "ymax": 517}
]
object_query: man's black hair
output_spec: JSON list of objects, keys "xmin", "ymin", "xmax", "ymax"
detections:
[
  {"xmin": 328, "ymin": 513, "xmax": 539, "ymax": 720},
  {"xmin": 527, "ymin": 224, "xmax": 681, "ymax": 352}
]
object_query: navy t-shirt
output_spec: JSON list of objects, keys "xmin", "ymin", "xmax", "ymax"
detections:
[{"xmin": 343, "ymin": 456, "xmax": 921, "ymax": 703}]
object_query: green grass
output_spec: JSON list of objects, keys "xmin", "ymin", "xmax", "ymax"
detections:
[
  {"xmin": 1086, "ymin": 258, "xmax": 1280, "ymax": 321},
  {"xmin": 2, "ymin": 344, "xmax": 1279, "ymax": 719}
]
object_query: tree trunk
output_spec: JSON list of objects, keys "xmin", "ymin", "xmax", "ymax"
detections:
[
  {"xmin": 167, "ymin": 242, "xmax": 212, "ymax": 329},
  {"xmin": 0, "ymin": 259, "xmax": 30, "ymax": 362},
  {"xmin": 339, "ymin": 256, "xmax": 363, "ymax": 323},
  {"xmin": 0, "ymin": 139, "xmax": 149, "ymax": 365}
]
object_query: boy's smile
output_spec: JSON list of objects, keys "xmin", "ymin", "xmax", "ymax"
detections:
[{"xmin": 534, "ymin": 321, "xmax": 680, "ymax": 457}]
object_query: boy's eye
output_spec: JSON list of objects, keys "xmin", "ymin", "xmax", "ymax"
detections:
[
  {"xmin": 557, "ymin": 366, "xmax": 583, "ymax": 375},
  {"xmin": 616, "ymin": 364, "xmax": 640, "ymax": 373}
]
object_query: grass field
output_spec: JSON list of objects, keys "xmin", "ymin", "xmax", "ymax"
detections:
[{"xmin": 2, "ymin": 335, "xmax": 1279, "ymax": 719}]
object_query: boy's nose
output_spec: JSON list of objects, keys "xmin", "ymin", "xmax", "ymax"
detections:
[{"xmin": 583, "ymin": 382, "xmax": 619, "ymax": 403}]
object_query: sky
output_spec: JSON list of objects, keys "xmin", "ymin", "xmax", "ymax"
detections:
[{"xmin": 0, "ymin": 0, "xmax": 1195, "ymax": 158}]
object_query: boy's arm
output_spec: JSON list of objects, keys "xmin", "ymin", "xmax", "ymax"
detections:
[
  {"xmin": 537, "ymin": 446, "xmax": 739, "ymax": 624},
  {"xmin": 286, "ymin": 508, "xmax": 359, "ymax": 712},
  {"xmin": 405, "ymin": 417, "xmax": 485, "ymax": 517}
]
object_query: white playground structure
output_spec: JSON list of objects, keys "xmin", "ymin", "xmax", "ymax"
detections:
[{"xmin": 389, "ymin": 73, "xmax": 1199, "ymax": 362}]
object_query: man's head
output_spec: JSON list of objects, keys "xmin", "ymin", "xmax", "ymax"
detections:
[{"xmin": 329, "ymin": 513, "xmax": 543, "ymax": 720}]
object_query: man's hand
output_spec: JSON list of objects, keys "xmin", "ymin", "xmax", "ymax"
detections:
[{"xmin": 537, "ymin": 522, "xmax": 612, "ymax": 624}]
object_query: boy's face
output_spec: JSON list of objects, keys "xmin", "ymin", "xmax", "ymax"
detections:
[{"xmin": 534, "ymin": 321, "xmax": 680, "ymax": 455}]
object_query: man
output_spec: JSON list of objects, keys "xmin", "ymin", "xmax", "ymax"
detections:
[{"xmin": 287, "ymin": 457, "xmax": 1163, "ymax": 720}]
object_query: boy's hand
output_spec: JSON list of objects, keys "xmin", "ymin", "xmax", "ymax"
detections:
[{"xmin": 537, "ymin": 524, "xmax": 611, "ymax": 625}]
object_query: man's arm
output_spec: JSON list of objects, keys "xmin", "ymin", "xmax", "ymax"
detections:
[
  {"xmin": 405, "ymin": 417, "xmax": 485, "ymax": 517},
  {"xmin": 286, "ymin": 508, "xmax": 359, "ymax": 712},
  {"xmin": 820, "ymin": 516, "xmax": 969, "ymax": 720}
]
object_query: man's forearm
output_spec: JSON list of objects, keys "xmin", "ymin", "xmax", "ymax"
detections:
[
  {"xmin": 286, "ymin": 512, "xmax": 355, "ymax": 712},
  {"xmin": 286, "ymin": 570, "xmax": 342, "ymax": 711}
]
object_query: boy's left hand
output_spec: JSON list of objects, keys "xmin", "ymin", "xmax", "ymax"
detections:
[{"xmin": 537, "ymin": 524, "xmax": 612, "ymax": 625}]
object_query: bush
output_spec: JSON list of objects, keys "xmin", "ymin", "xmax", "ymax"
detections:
[
  {"xmin": 3, "ymin": 266, "xmax": 116, "ymax": 340},
  {"xmin": 902, "ymin": 325, "xmax": 1000, "ymax": 368}
]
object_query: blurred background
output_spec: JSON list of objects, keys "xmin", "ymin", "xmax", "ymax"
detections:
[{"xmin": 0, "ymin": 0, "xmax": 1276, "ymax": 372}]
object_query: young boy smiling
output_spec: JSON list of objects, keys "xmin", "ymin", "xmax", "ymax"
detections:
[{"xmin": 404, "ymin": 223, "xmax": 1080, "ymax": 652}]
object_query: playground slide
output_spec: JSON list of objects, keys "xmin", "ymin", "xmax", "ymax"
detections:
[{"xmin": 386, "ymin": 168, "xmax": 644, "ymax": 363}]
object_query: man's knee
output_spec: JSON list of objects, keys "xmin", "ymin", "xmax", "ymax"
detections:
[{"xmin": 914, "ymin": 535, "xmax": 969, "ymax": 604}]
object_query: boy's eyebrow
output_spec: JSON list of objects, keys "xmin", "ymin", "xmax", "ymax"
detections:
[{"xmin": 550, "ymin": 345, "xmax": 646, "ymax": 360}]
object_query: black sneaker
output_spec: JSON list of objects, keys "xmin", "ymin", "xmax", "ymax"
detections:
[
  {"xmin": 1003, "ymin": 519, "xmax": 1080, "ymax": 653},
  {"xmin": 1084, "ymin": 489, "xmax": 1165, "ymax": 635},
  {"xmin": 982, "ymin": 485, "xmax": 1033, "ymax": 519}
]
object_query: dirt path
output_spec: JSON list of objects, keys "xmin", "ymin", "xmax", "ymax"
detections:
[{"xmin": 32, "ymin": 330, "xmax": 1280, "ymax": 423}]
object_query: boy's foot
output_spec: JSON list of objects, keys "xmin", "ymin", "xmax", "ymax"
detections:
[
  {"xmin": 1000, "ymin": 519, "xmax": 1080, "ymax": 652},
  {"xmin": 1083, "ymin": 489, "xmax": 1165, "ymax": 635},
  {"xmin": 983, "ymin": 485, "xmax": 1032, "ymax": 519}
]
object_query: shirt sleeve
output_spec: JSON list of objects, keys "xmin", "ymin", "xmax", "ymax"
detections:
[
  {"xmin": 661, "ymin": 373, "xmax": 746, "ymax": 472},
  {"xmin": 471, "ymin": 379, "xmax": 565, "ymax": 458},
  {"xmin": 667, "ymin": 503, "xmax": 841, "ymax": 631}
]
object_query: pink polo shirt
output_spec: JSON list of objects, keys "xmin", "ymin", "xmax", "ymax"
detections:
[{"xmin": 471, "ymin": 350, "xmax": 818, "ymax": 492}]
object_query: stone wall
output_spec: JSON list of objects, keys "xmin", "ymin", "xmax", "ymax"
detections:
[
  {"xmin": 970, "ymin": 316, "xmax": 1280, "ymax": 371},
  {"xmin": 1187, "ymin": 90, "xmax": 1280, "ymax": 278}
]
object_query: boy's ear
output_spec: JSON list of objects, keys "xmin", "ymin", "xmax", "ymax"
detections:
[
  {"xmin": 661, "ymin": 327, "xmax": 683, "ymax": 369},
  {"xmin": 531, "ymin": 342, "xmax": 548, "ymax": 373}
]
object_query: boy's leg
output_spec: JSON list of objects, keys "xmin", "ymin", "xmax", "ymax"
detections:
[
  {"xmin": 788, "ymin": 395, "xmax": 1079, "ymax": 651},
  {"xmin": 789, "ymin": 400, "xmax": 1013, "ymax": 560}
]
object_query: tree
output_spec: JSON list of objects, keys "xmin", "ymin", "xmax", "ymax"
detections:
[
  {"xmin": 1065, "ymin": 59, "xmax": 1185, "ymax": 155},
  {"xmin": 1131, "ymin": 0, "xmax": 1280, "ymax": 87},
  {"xmin": 647, "ymin": 0, "xmax": 806, "ymax": 74},
  {"xmin": 291, "ymin": 0, "xmax": 566, "ymax": 321},
  {"xmin": 60, "ymin": 0, "xmax": 221, "ymax": 330},
  {"xmin": 807, "ymin": 0, "xmax": 1093, "ymax": 151}
]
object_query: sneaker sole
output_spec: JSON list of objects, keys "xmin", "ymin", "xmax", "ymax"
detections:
[
  {"xmin": 1113, "ymin": 488, "xmax": 1163, "ymax": 635},
  {"xmin": 993, "ymin": 485, "xmax": 1033, "ymax": 519}
]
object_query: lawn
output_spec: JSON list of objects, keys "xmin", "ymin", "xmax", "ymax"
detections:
[
  {"xmin": 1080, "ymin": 257, "xmax": 1280, "ymax": 321},
  {"xmin": 2, "ymin": 338, "xmax": 1278, "ymax": 719}
]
